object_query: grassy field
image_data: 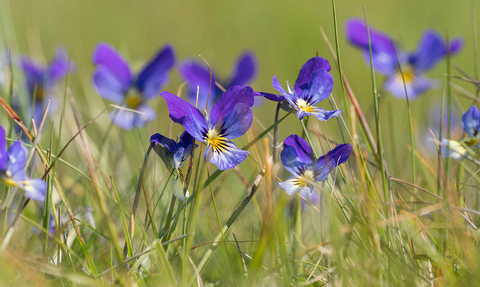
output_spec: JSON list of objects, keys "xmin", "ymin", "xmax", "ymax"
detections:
[{"xmin": 0, "ymin": 0, "xmax": 479, "ymax": 286}]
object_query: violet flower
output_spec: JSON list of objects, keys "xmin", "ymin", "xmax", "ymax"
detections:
[
  {"xmin": 19, "ymin": 48, "xmax": 73, "ymax": 123},
  {"xmin": 0, "ymin": 125, "xmax": 46, "ymax": 201},
  {"xmin": 441, "ymin": 105, "xmax": 480, "ymax": 159},
  {"xmin": 179, "ymin": 51, "xmax": 256, "ymax": 109},
  {"xmin": 279, "ymin": 134, "xmax": 351, "ymax": 198},
  {"xmin": 92, "ymin": 43, "xmax": 175, "ymax": 129},
  {"xmin": 346, "ymin": 18, "xmax": 463, "ymax": 99},
  {"xmin": 161, "ymin": 85, "xmax": 254, "ymax": 170},
  {"xmin": 151, "ymin": 131, "xmax": 196, "ymax": 201},
  {"xmin": 261, "ymin": 57, "xmax": 341, "ymax": 121}
]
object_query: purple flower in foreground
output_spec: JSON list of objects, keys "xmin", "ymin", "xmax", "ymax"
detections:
[
  {"xmin": 161, "ymin": 85, "xmax": 254, "ymax": 170},
  {"xmin": 19, "ymin": 48, "xmax": 73, "ymax": 123},
  {"xmin": 0, "ymin": 125, "xmax": 46, "ymax": 201},
  {"xmin": 261, "ymin": 57, "xmax": 341, "ymax": 121},
  {"xmin": 92, "ymin": 43, "xmax": 175, "ymax": 129},
  {"xmin": 151, "ymin": 131, "xmax": 196, "ymax": 201},
  {"xmin": 179, "ymin": 51, "xmax": 256, "ymax": 109},
  {"xmin": 346, "ymin": 18, "xmax": 463, "ymax": 99},
  {"xmin": 279, "ymin": 135, "xmax": 351, "ymax": 198}
]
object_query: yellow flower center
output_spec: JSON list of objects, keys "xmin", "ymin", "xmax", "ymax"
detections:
[
  {"xmin": 125, "ymin": 90, "xmax": 142, "ymax": 109},
  {"xmin": 293, "ymin": 170, "xmax": 315, "ymax": 188},
  {"xmin": 34, "ymin": 86, "xmax": 45, "ymax": 102},
  {"xmin": 206, "ymin": 129, "xmax": 228, "ymax": 152},
  {"xmin": 396, "ymin": 67, "xmax": 415, "ymax": 84},
  {"xmin": 296, "ymin": 99, "xmax": 315, "ymax": 113}
]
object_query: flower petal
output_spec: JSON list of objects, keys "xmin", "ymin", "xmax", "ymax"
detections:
[
  {"xmin": 110, "ymin": 104, "xmax": 156, "ymax": 130},
  {"xmin": 183, "ymin": 109, "xmax": 209, "ymax": 142},
  {"xmin": 298, "ymin": 69, "xmax": 333, "ymax": 105},
  {"xmin": 92, "ymin": 43, "xmax": 132, "ymax": 86},
  {"xmin": 384, "ymin": 73, "xmax": 437, "ymax": 99},
  {"xmin": 217, "ymin": 103, "xmax": 253, "ymax": 139},
  {"xmin": 19, "ymin": 56, "xmax": 45, "ymax": 92},
  {"xmin": 204, "ymin": 139, "xmax": 249, "ymax": 170},
  {"xmin": 47, "ymin": 47, "xmax": 73, "ymax": 85},
  {"xmin": 313, "ymin": 143, "xmax": 352, "ymax": 181},
  {"xmin": 283, "ymin": 135, "xmax": 315, "ymax": 164},
  {"xmin": 7, "ymin": 141, "xmax": 26, "ymax": 181},
  {"xmin": 408, "ymin": 30, "xmax": 449, "ymax": 72},
  {"xmin": 296, "ymin": 106, "xmax": 341, "ymax": 121},
  {"xmin": 209, "ymin": 85, "xmax": 254, "ymax": 126},
  {"xmin": 294, "ymin": 57, "xmax": 331, "ymax": 94},
  {"xmin": 150, "ymin": 133, "xmax": 177, "ymax": 152},
  {"xmin": 136, "ymin": 45, "xmax": 175, "ymax": 99},
  {"xmin": 161, "ymin": 91, "xmax": 201, "ymax": 125},
  {"xmin": 20, "ymin": 178, "xmax": 47, "ymax": 201},
  {"xmin": 255, "ymin": 91, "xmax": 285, "ymax": 102},
  {"xmin": 229, "ymin": 51, "xmax": 257, "ymax": 87},
  {"xmin": 0, "ymin": 126, "xmax": 7, "ymax": 170},
  {"xmin": 280, "ymin": 146, "xmax": 308, "ymax": 176},
  {"xmin": 92, "ymin": 66, "xmax": 128, "ymax": 103},
  {"xmin": 441, "ymin": 139, "xmax": 467, "ymax": 159},
  {"xmin": 278, "ymin": 176, "xmax": 311, "ymax": 196},
  {"xmin": 450, "ymin": 38, "xmax": 464, "ymax": 54},
  {"xmin": 345, "ymin": 18, "xmax": 397, "ymax": 75},
  {"xmin": 462, "ymin": 105, "xmax": 480, "ymax": 138},
  {"xmin": 171, "ymin": 174, "xmax": 189, "ymax": 201}
]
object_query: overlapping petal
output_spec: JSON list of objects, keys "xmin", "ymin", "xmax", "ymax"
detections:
[
  {"xmin": 204, "ymin": 139, "xmax": 249, "ymax": 170},
  {"xmin": 279, "ymin": 177, "xmax": 311, "ymax": 196},
  {"xmin": 280, "ymin": 146, "xmax": 308, "ymax": 176},
  {"xmin": 229, "ymin": 51, "xmax": 257, "ymax": 87},
  {"xmin": 92, "ymin": 66, "xmax": 128, "ymax": 102},
  {"xmin": 313, "ymin": 144, "xmax": 352, "ymax": 181},
  {"xmin": 209, "ymin": 85, "xmax": 254, "ymax": 125},
  {"xmin": 136, "ymin": 45, "xmax": 175, "ymax": 99},
  {"xmin": 151, "ymin": 133, "xmax": 178, "ymax": 152},
  {"xmin": 161, "ymin": 91, "xmax": 201, "ymax": 125},
  {"xmin": 298, "ymin": 69, "xmax": 334, "ymax": 105},
  {"xmin": 283, "ymin": 135, "xmax": 314, "ymax": 164},
  {"xmin": 92, "ymin": 43, "xmax": 132, "ymax": 86},
  {"xmin": 462, "ymin": 105, "xmax": 480, "ymax": 138},
  {"xmin": 179, "ymin": 60, "xmax": 221, "ymax": 109},
  {"xmin": 216, "ymin": 103, "xmax": 253, "ymax": 139},
  {"xmin": 408, "ymin": 30, "xmax": 448, "ymax": 72},
  {"xmin": 183, "ymin": 110, "xmax": 209, "ymax": 142},
  {"xmin": 294, "ymin": 57, "xmax": 331, "ymax": 94}
]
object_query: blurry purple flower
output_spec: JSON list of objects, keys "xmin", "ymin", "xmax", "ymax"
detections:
[
  {"xmin": 0, "ymin": 125, "xmax": 46, "ymax": 201},
  {"xmin": 346, "ymin": 18, "xmax": 463, "ymax": 99},
  {"xmin": 179, "ymin": 51, "xmax": 256, "ymax": 109},
  {"xmin": 92, "ymin": 43, "xmax": 175, "ymax": 129},
  {"xmin": 151, "ymin": 131, "xmax": 196, "ymax": 201},
  {"xmin": 161, "ymin": 85, "xmax": 254, "ymax": 170},
  {"xmin": 441, "ymin": 105, "xmax": 480, "ymax": 159},
  {"xmin": 279, "ymin": 134, "xmax": 351, "ymax": 198},
  {"xmin": 19, "ymin": 47, "xmax": 73, "ymax": 123}
]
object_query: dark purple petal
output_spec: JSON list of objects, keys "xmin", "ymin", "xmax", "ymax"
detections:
[
  {"xmin": 384, "ymin": 73, "xmax": 437, "ymax": 99},
  {"xmin": 209, "ymin": 85, "xmax": 254, "ymax": 126},
  {"xmin": 280, "ymin": 145, "xmax": 308, "ymax": 176},
  {"xmin": 136, "ymin": 45, "xmax": 175, "ymax": 99},
  {"xmin": 0, "ymin": 126, "xmax": 7, "ymax": 169},
  {"xmin": 313, "ymin": 144, "xmax": 352, "ymax": 181},
  {"xmin": 7, "ymin": 141, "xmax": 26, "ymax": 181},
  {"xmin": 110, "ymin": 104, "xmax": 156, "ymax": 130},
  {"xmin": 255, "ymin": 91, "xmax": 285, "ymax": 102},
  {"xmin": 47, "ymin": 48, "xmax": 72, "ymax": 85},
  {"xmin": 283, "ymin": 135, "xmax": 314, "ymax": 164},
  {"xmin": 92, "ymin": 43, "xmax": 132, "ymax": 86},
  {"xmin": 178, "ymin": 60, "xmax": 221, "ymax": 109},
  {"xmin": 218, "ymin": 103, "xmax": 253, "ymax": 139},
  {"xmin": 272, "ymin": 76, "xmax": 298, "ymax": 107},
  {"xmin": 179, "ymin": 131, "xmax": 195, "ymax": 150},
  {"xmin": 294, "ymin": 57, "xmax": 331, "ymax": 94},
  {"xmin": 160, "ymin": 91, "xmax": 201, "ymax": 125},
  {"xmin": 345, "ymin": 18, "xmax": 397, "ymax": 75},
  {"xmin": 229, "ymin": 51, "xmax": 257, "ymax": 87},
  {"xmin": 183, "ymin": 110, "xmax": 209, "ymax": 142},
  {"xmin": 20, "ymin": 57, "xmax": 45, "ymax": 91},
  {"xmin": 462, "ymin": 105, "xmax": 480, "ymax": 138},
  {"xmin": 298, "ymin": 69, "xmax": 334, "ymax": 105},
  {"xmin": 21, "ymin": 178, "xmax": 47, "ymax": 201},
  {"xmin": 204, "ymin": 139, "xmax": 249, "ymax": 170},
  {"xmin": 150, "ymin": 133, "xmax": 177, "ymax": 152},
  {"xmin": 409, "ymin": 30, "xmax": 448, "ymax": 72},
  {"xmin": 297, "ymin": 107, "xmax": 341, "ymax": 121},
  {"xmin": 92, "ymin": 66, "xmax": 128, "ymax": 103}
]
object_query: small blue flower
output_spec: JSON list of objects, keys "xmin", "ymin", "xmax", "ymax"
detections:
[
  {"xmin": 151, "ymin": 131, "xmax": 196, "ymax": 201},
  {"xmin": 441, "ymin": 105, "xmax": 480, "ymax": 159},
  {"xmin": 0, "ymin": 125, "xmax": 46, "ymax": 201},
  {"xmin": 179, "ymin": 51, "xmax": 257, "ymax": 109},
  {"xmin": 346, "ymin": 18, "xmax": 463, "ymax": 99},
  {"xmin": 260, "ymin": 57, "xmax": 341, "ymax": 121},
  {"xmin": 19, "ymin": 47, "xmax": 73, "ymax": 123},
  {"xmin": 161, "ymin": 85, "xmax": 254, "ymax": 170},
  {"xmin": 279, "ymin": 135, "xmax": 351, "ymax": 198},
  {"xmin": 92, "ymin": 43, "xmax": 175, "ymax": 130}
]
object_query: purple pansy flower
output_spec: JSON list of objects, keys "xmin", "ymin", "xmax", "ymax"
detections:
[
  {"xmin": 19, "ymin": 47, "xmax": 73, "ymax": 123},
  {"xmin": 261, "ymin": 57, "xmax": 341, "ymax": 121},
  {"xmin": 346, "ymin": 18, "xmax": 463, "ymax": 99},
  {"xmin": 179, "ymin": 51, "xmax": 256, "ymax": 109},
  {"xmin": 151, "ymin": 131, "xmax": 196, "ymax": 201},
  {"xmin": 161, "ymin": 85, "xmax": 254, "ymax": 170},
  {"xmin": 0, "ymin": 125, "xmax": 46, "ymax": 201},
  {"xmin": 441, "ymin": 105, "xmax": 480, "ymax": 159},
  {"xmin": 92, "ymin": 43, "xmax": 175, "ymax": 129},
  {"xmin": 279, "ymin": 134, "xmax": 351, "ymax": 198}
]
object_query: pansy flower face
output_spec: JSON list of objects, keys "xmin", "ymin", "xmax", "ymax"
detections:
[
  {"xmin": 0, "ymin": 125, "xmax": 46, "ymax": 201},
  {"xmin": 279, "ymin": 135, "xmax": 351, "ymax": 198},
  {"xmin": 161, "ymin": 85, "xmax": 254, "ymax": 170},
  {"xmin": 151, "ymin": 131, "xmax": 196, "ymax": 201},
  {"xmin": 260, "ymin": 57, "xmax": 341, "ymax": 121},
  {"xmin": 92, "ymin": 43, "xmax": 175, "ymax": 130},
  {"xmin": 346, "ymin": 18, "xmax": 463, "ymax": 99},
  {"xmin": 179, "ymin": 51, "xmax": 256, "ymax": 109},
  {"xmin": 19, "ymin": 48, "xmax": 73, "ymax": 123}
]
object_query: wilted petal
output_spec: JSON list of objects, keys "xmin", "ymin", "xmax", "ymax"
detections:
[
  {"xmin": 229, "ymin": 51, "xmax": 257, "ymax": 87},
  {"xmin": 209, "ymin": 85, "xmax": 254, "ymax": 125},
  {"xmin": 462, "ymin": 105, "xmax": 480, "ymax": 138},
  {"xmin": 20, "ymin": 178, "xmax": 47, "ymax": 201},
  {"xmin": 92, "ymin": 43, "xmax": 132, "ymax": 86},
  {"xmin": 136, "ymin": 45, "xmax": 175, "ymax": 99},
  {"xmin": 204, "ymin": 139, "xmax": 249, "ymax": 170},
  {"xmin": 110, "ymin": 104, "xmax": 156, "ymax": 130},
  {"xmin": 313, "ymin": 143, "xmax": 352, "ymax": 181},
  {"xmin": 294, "ymin": 57, "xmax": 331, "ymax": 94},
  {"xmin": 92, "ymin": 66, "xmax": 128, "ymax": 103}
]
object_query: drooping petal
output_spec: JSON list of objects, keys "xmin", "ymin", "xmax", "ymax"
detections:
[
  {"xmin": 182, "ymin": 109, "xmax": 209, "ymax": 142},
  {"xmin": 92, "ymin": 43, "xmax": 132, "ymax": 86},
  {"xmin": 7, "ymin": 141, "xmax": 26, "ymax": 181},
  {"xmin": 462, "ymin": 105, "xmax": 480, "ymax": 138},
  {"xmin": 345, "ymin": 18, "xmax": 397, "ymax": 75},
  {"xmin": 408, "ymin": 30, "xmax": 449, "ymax": 72},
  {"xmin": 217, "ymin": 103, "xmax": 253, "ymax": 139},
  {"xmin": 296, "ymin": 106, "xmax": 341, "ymax": 121},
  {"xmin": 280, "ymin": 146, "xmax": 308, "ymax": 176},
  {"xmin": 298, "ymin": 69, "xmax": 334, "ymax": 105},
  {"xmin": 209, "ymin": 85, "xmax": 254, "ymax": 126},
  {"xmin": 204, "ymin": 139, "xmax": 249, "ymax": 170},
  {"xmin": 384, "ymin": 73, "xmax": 437, "ymax": 99},
  {"xmin": 283, "ymin": 135, "xmax": 314, "ymax": 164},
  {"xmin": 0, "ymin": 126, "xmax": 7, "ymax": 170},
  {"xmin": 136, "ymin": 45, "xmax": 175, "ymax": 99},
  {"xmin": 92, "ymin": 66, "xmax": 128, "ymax": 103},
  {"xmin": 110, "ymin": 104, "xmax": 156, "ymax": 130},
  {"xmin": 278, "ymin": 176, "xmax": 312, "ymax": 196},
  {"xmin": 313, "ymin": 143, "xmax": 352, "ymax": 181},
  {"xmin": 256, "ymin": 91, "xmax": 285, "ymax": 102},
  {"xmin": 150, "ymin": 133, "xmax": 177, "ymax": 152},
  {"xmin": 161, "ymin": 91, "xmax": 202, "ymax": 125},
  {"xmin": 229, "ymin": 51, "xmax": 257, "ymax": 87},
  {"xmin": 294, "ymin": 57, "xmax": 331, "ymax": 94},
  {"xmin": 20, "ymin": 178, "xmax": 47, "ymax": 201},
  {"xmin": 47, "ymin": 47, "xmax": 72, "ymax": 85},
  {"xmin": 272, "ymin": 75, "xmax": 293, "ymax": 99}
]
